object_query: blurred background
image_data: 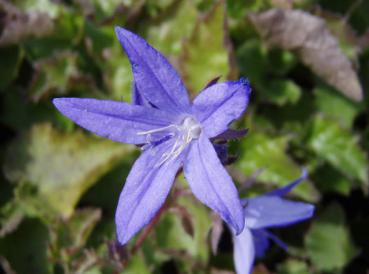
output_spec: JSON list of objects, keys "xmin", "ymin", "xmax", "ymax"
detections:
[{"xmin": 0, "ymin": 0, "xmax": 368, "ymax": 273}]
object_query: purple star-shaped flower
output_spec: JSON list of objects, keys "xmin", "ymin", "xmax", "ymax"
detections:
[
  {"xmin": 53, "ymin": 27, "xmax": 251, "ymax": 245},
  {"xmin": 232, "ymin": 171, "xmax": 315, "ymax": 274}
]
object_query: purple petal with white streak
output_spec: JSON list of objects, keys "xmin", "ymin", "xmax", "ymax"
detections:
[
  {"xmin": 53, "ymin": 98, "xmax": 174, "ymax": 144},
  {"xmin": 115, "ymin": 140, "xmax": 183, "ymax": 245},
  {"xmin": 183, "ymin": 134, "xmax": 244, "ymax": 234}
]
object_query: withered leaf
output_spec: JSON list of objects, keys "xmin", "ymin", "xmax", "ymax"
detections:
[
  {"xmin": 209, "ymin": 214, "xmax": 223, "ymax": 255},
  {"xmin": 0, "ymin": 0, "xmax": 53, "ymax": 47},
  {"xmin": 248, "ymin": 9, "xmax": 363, "ymax": 102},
  {"xmin": 170, "ymin": 205, "xmax": 195, "ymax": 238}
]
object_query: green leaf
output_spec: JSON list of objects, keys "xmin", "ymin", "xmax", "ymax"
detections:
[
  {"xmin": 154, "ymin": 193, "xmax": 212, "ymax": 265},
  {"xmin": 305, "ymin": 203, "xmax": 359, "ymax": 271},
  {"xmin": 306, "ymin": 115, "xmax": 368, "ymax": 185},
  {"xmin": 91, "ymin": 0, "xmax": 141, "ymax": 20},
  {"xmin": 124, "ymin": 253, "xmax": 151, "ymax": 274},
  {"xmin": 314, "ymin": 85, "xmax": 362, "ymax": 129},
  {"xmin": 144, "ymin": 0, "xmax": 198, "ymax": 57},
  {"xmin": 54, "ymin": 208, "xmax": 102, "ymax": 251},
  {"xmin": 3, "ymin": 123, "xmax": 133, "ymax": 219},
  {"xmin": 29, "ymin": 51, "xmax": 82, "ymax": 102},
  {"xmin": 23, "ymin": 11, "xmax": 84, "ymax": 60},
  {"xmin": 277, "ymin": 259, "xmax": 310, "ymax": 274},
  {"xmin": 13, "ymin": 0, "xmax": 60, "ymax": 18},
  {"xmin": 236, "ymin": 131, "xmax": 318, "ymax": 201},
  {"xmin": 179, "ymin": 1, "xmax": 232, "ymax": 93},
  {"xmin": 0, "ymin": 200, "xmax": 24, "ymax": 237},
  {"xmin": 102, "ymin": 35, "xmax": 134, "ymax": 101},
  {"xmin": 312, "ymin": 164, "xmax": 352, "ymax": 195},
  {"xmin": 0, "ymin": 218, "xmax": 50, "ymax": 274},
  {"xmin": 262, "ymin": 79, "xmax": 302, "ymax": 106},
  {"xmin": 236, "ymin": 39, "xmax": 267, "ymax": 86},
  {"xmin": 0, "ymin": 89, "xmax": 62, "ymax": 131}
]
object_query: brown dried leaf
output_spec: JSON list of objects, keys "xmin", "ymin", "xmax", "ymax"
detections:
[
  {"xmin": 248, "ymin": 9, "xmax": 363, "ymax": 102},
  {"xmin": 170, "ymin": 205, "xmax": 195, "ymax": 238},
  {"xmin": 0, "ymin": 0, "xmax": 53, "ymax": 47},
  {"xmin": 210, "ymin": 214, "xmax": 223, "ymax": 255}
]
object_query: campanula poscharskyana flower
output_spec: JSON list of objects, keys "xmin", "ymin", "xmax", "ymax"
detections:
[
  {"xmin": 53, "ymin": 27, "xmax": 251, "ymax": 245},
  {"xmin": 232, "ymin": 171, "xmax": 315, "ymax": 274}
]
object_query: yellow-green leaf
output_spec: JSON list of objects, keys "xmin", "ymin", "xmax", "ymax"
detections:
[{"xmin": 4, "ymin": 123, "xmax": 133, "ymax": 218}]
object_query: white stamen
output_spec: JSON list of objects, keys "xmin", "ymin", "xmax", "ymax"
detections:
[
  {"xmin": 137, "ymin": 124, "xmax": 178, "ymax": 136},
  {"xmin": 137, "ymin": 116, "xmax": 202, "ymax": 166}
]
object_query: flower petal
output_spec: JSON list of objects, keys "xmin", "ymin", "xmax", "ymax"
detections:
[
  {"xmin": 183, "ymin": 134, "xmax": 244, "ymax": 234},
  {"xmin": 53, "ymin": 98, "xmax": 174, "ymax": 144},
  {"xmin": 115, "ymin": 140, "xmax": 183, "ymax": 245},
  {"xmin": 192, "ymin": 79, "xmax": 251, "ymax": 138},
  {"xmin": 233, "ymin": 227, "xmax": 255, "ymax": 274},
  {"xmin": 264, "ymin": 230, "xmax": 288, "ymax": 251},
  {"xmin": 115, "ymin": 27, "xmax": 191, "ymax": 114},
  {"xmin": 244, "ymin": 195, "xmax": 315, "ymax": 229},
  {"xmin": 252, "ymin": 229, "xmax": 288, "ymax": 258},
  {"xmin": 132, "ymin": 83, "xmax": 151, "ymax": 107},
  {"xmin": 251, "ymin": 229, "xmax": 270, "ymax": 258},
  {"xmin": 267, "ymin": 169, "xmax": 308, "ymax": 197}
]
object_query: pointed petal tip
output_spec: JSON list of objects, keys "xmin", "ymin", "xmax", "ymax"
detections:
[
  {"xmin": 52, "ymin": 97, "xmax": 69, "ymax": 111},
  {"xmin": 114, "ymin": 26, "xmax": 137, "ymax": 44},
  {"xmin": 115, "ymin": 224, "xmax": 134, "ymax": 246},
  {"xmin": 52, "ymin": 97, "xmax": 61, "ymax": 106},
  {"xmin": 239, "ymin": 77, "xmax": 252, "ymax": 94},
  {"xmin": 116, "ymin": 230, "xmax": 130, "ymax": 246},
  {"xmin": 114, "ymin": 26, "xmax": 128, "ymax": 37}
]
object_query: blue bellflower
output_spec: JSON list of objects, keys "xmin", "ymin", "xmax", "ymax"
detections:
[
  {"xmin": 53, "ymin": 27, "xmax": 251, "ymax": 245},
  {"xmin": 232, "ymin": 171, "xmax": 315, "ymax": 274}
]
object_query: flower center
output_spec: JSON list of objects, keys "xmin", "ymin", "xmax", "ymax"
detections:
[{"xmin": 137, "ymin": 116, "xmax": 201, "ymax": 165}]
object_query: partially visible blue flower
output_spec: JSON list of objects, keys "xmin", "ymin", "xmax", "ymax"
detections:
[
  {"xmin": 53, "ymin": 27, "xmax": 251, "ymax": 245},
  {"xmin": 232, "ymin": 170, "xmax": 315, "ymax": 274}
]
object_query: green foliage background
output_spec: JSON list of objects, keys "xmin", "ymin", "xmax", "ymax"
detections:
[{"xmin": 0, "ymin": 0, "xmax": 368, "ymax": 273}]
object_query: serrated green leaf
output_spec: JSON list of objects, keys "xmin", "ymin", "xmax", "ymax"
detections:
[
  {"xmin": 263, "ymin": 79, "xmax": 301, "ymax": 106},
  {"xmin": 306, "ymin": 116, "xmax": 368, "ymax": 185},
  {"xmin": 3, "ymin": 123, "xmax": 133, "ymax": 219},
  {"xmin": 180, "ymin": 1, "xmax": 231, "ymax": 93},
  {"xmin": 236, "ymin": 131, "xmax": 318, "ymax": 201},
  {"xmin": 314, "ymin": 85, "xmax": 362, "ymax": 129},
  {"xmin": 144, "ymin": 0, "xmax": 197, "ymax": 57},
  {"xmin": 305, "ymin": 203, "xmax": 359, "ymax": 271}
]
